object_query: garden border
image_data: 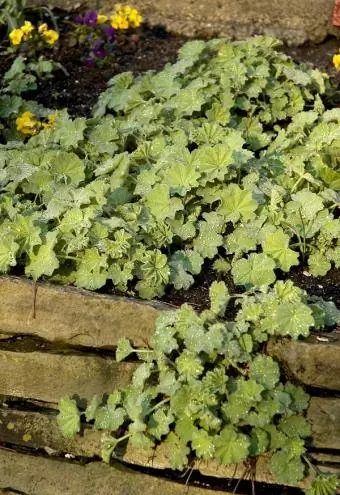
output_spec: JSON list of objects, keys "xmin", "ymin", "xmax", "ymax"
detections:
[{"xmin": 0, "ymin": 275, "xmax": 339, "ymax": 492}]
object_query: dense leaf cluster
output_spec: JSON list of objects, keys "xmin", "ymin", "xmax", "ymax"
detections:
[
  {"xmin": 57, "ymin": 280, "xmax": 338, "ymax": 488},
  {"xmin": 0, "ymin": 55, "xmax": 59, "ymax": 140},
  {"xmin": 0, "ymin": 37, "xmax": 339, "ymax": 297}
]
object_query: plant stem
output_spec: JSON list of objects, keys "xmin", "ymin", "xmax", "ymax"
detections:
[{"xmin": 146, "ymin": 397, "xmax": 171, "ymax": 416}]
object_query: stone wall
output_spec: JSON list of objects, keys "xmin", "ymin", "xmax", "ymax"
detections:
[
  {"xmin": 28, "ymin": 0, "xmax": 339, "ymax": 45},
  {"xmin": 0, "ymin": 275, "xmax": 339, "ymax": 493}
]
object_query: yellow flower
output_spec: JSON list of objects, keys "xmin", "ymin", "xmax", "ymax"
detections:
[
  {"xmin": 110, "ymin": 5, "xmax": 142, "ymax": 29},
  {"xmin": 111, "ymin": 14, "xmax": 129, "ymax": 29},
  {"xmin": 122, "ymin": 5, "xmax": 132, "ymax": 15},
  {"xmin": 16, "ymin": 112, "xmax": 41, "ymax": 135},
  {"xmin": 20, "ymin": 20, "xmax": 34, "ymax": 39},
  {"xmin": 9, "ymin": 28, "xmax": 24, "ymax": 45},
  {"xmin": 38, "ymin": 23, "xmax": 48, "ymax": 33},
  {"xmin": 97, "ymin": 14, "xmax": 109, "ymax": 24},
  {"xmin": 42, "ymin": 29, "xmax": 59, "ymax": 45},
  {"xmin": 333, "ymin": 53, "xmax": 340, "ymax": 72},
  {"xmin": 42, "ymin": 114, "xmax": 57, "ymax": 129},
  {"xmin": 129, "ymin": 9, "xmax": 142, "ymax": 28}
]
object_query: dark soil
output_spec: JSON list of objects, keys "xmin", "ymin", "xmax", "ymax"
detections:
[
  {"xmin": 29, "ymin": 31, "xmax": 340, "ymax": 117},
  {"xmin": 0, "ymin": 7, "xmax": 339, "ymax": 313},
  {"xmin": 35, "ymin": 24, "xmax": 188, "ymax": 117},
  {"xmin": 0, "ymin": 7, "xmax": 339, "ymax": 117},
  {"xmin": 162, "ymin": 264, "xmax": 340, "ymax": 315}
]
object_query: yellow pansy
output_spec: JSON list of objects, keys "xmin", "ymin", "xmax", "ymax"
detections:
[
  {"xmin": 129, "ymin": 9, "xmax": 142, "ymax": 28},
  {"xmin": 42, "ymin": 29, "xmax": 59, "ymax": 45},
  {"xmin": 121, "ymin": 5, "xmax": 132, "ymax": 15},
  {"xmin": 9, "ymin": 28, "xmax": 24, "ymax": 46},
  {"xmin": 111, "ymin": 14, "xmax": 129, "ymax": 29},
  {"xmin": 38, "ymin": 23, "xmax": 48, "ymax": 33},
  {"xmin": 42, "ymin": 114, "xmax": 57, "ymax": 129},
  {"xmin": 20, "ymin": 20, "xmax": 34, "ymax": 39},
  {"xmin": 97, "ymin": 14, "xmax": 109, "ymax": 24},
  {"xmin": 110, "ymin": 4, "xmax": 142, "ymax": 29},
  {"xmin": 16, "ymin": 112, "xmax": 41, "ymax": 135},
  {"xmin": 333, "ymin": 53, "xmax": 340, "ymax": 72}
]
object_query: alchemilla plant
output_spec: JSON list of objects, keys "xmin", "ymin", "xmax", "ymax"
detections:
[
  {"xmin": 57, "ymin": 279, "xmax": 339, "ymax": 490},
  {"xmin": 0, "ymin": 37, "xmax": 338, "ymax": 298}
]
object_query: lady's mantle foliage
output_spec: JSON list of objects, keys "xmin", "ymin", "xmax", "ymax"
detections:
[
  {"xmin": 0, "ymin": 36, "xmax": 339, "ymax": 298},
  {"xmin": 58, "ymin": 280, "xmax": 318, "ymax": 486}
]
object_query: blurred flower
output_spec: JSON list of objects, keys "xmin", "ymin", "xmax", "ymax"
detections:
[
  {"xmin": 16, "ymin": 112, "xmax": 41, "ymax": 135},
  {"xmin": 42, "ymin": 113, "xmax": 57, "ymax": 129},
  {"xmin": 97, "ymin": 14, "xmax": 109, "ymax": 24},
  {"xmin": 111, "ymin": 14, "xmax": 129, "ymax": 29},
  {"xmin": 84, "ymin": 56, "xmax": 95, "ymax": 67},
  {"xmin": 333, "ymin": 52, "xmax": 340, "ymax": 71},
  {"xmin": 9, "ymin": 20, "xmax": 35, "ymax": 45},
  {"xmin": 9, "ymin": 28, "xmax": 24, "ymax": 45},
  {"xmin": 93, "ymin": 46, "xmax": 108, "ymax": 58},
  {"xmin": 42, "ymin": 29, "xmax": 59, "ymax": 45},
  {"xmin": 75, "ymin": 14, "xmax": 84, "ymax": 24},
  {"xmin": 110, "ymin": 4, "xmax": 142, "ymax": 30},
  {"xmin": 83, "ymin": 11, "xmax": 98, "ymax": 26},
  {"xmin": 103, "ymin": 25, "xmax": 115, "ymax": 41},
  {"xmin": 38, "ymin": 23, "xmax": 48, "ymax": 33},
  {"xmin": 21, "ymin": 20, "xmax": 34, "ymax": 39},
  {"xmin": 128, "ymin": 8, "xmax": 143, "ymax": 28},
  {"xmin": 91, "ymin": 40, "xmax": 107, "ymax": 58}
]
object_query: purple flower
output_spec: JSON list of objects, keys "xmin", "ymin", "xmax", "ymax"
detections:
[
  {"xmin": 93, "ymin": 46, "xmax": 107, "ymax": 59},
  {"xmin": 75, "ymin": 14, "xmax": 84, "ymax": 24},
  {"xmin": 83, "ymin": 11, "xmax": 98, "ymax": 26},
  {"xmin": 103, "ymin": 26, "xmax": 115, "ymax": 42},
  {"xmin": 84, "ymin": 56, "xmax": 95, "ymax": 67}
]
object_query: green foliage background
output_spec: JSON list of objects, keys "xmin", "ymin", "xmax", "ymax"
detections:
[{"xmin": 0, "ymin": 37, "xmax": 339, "ymax": 298}]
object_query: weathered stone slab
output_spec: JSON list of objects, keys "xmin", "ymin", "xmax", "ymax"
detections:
[
  {"xmin": 1, "ymin": 276, "xmax": 339, "ymax": 392},
  {"xmin": 268, "ymin": 336, "xmax": 340, "ymax": 391},
  {"xmin": 0, "ymin": 342, "xmax": 339, "ymax": 408},
  {"xmin": 0, "ymin": 397, "xmax": 338, "ymax": 454},
  {"xmin": 0, "ymin": 449, "xmax": 231, "ymax": 495},
  {"xmin": 28, "ymin": 0, "xmax": 339, "ymax": 45},
  {"xmin": 307, "ymin": 397, "xmax": 340, "ymax": 450},
  {"xmin": 0, "ymin": 408, "xmax": 102, "ymax": 457},
  {"xmin": 0, "ymin": 397, "xmax": 339, "ymax": 488},
  {"xmin": 0, "ymin": 276, "xmax": 167, "ymax": 349},
  {"xmin": 0, "ymin": 350, "xmax": 137, "ymax": 403}
]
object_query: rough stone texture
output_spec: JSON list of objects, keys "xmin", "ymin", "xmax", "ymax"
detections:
[
  {"xmin": 0, "ymin": 350, "xmax": 137, "ymax": 403},
  {"xmin": 0, "ymin": 398, "xmax": 338, "ymax": 452},
  {"xmin": 0, "ymin": 276, "xmax": 168, "ymax": 348},
  {"xmin": 27, "ymin": 0, "xmax": 339, "ymax": 45},
  {"xmin": 267, "ymin": 336, "xmax": 340, "ymax": 391},
  {"xmin": 1, "ymin": 276, "xmax": 339, "ymax": 394},
  {"xmin": 0, "ymin": 408, "xmax": 102, "ymax": 457},
  {"xmin": 0, "ymin": 450, "xmax": 231, "ymax": 495},
  {"xmin": 0, "ymin": 398, "xmax": 339, "ymax": 488},
  {"xmin": 307, "ymin": 398, "xmax": 340, "ymax": 450}
]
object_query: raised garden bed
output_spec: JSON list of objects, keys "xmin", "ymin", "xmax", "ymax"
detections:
[
  {"xmin": 0, "ymin": 276, "xmax": 339, "ymax": 494},
  {"xmin": 0, "ymin": 4, "xmax": 340, "ymax": 494}
]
